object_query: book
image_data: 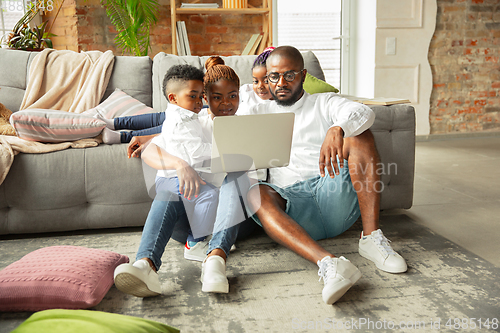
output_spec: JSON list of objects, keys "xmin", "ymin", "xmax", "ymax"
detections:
[
  {"xmin": 257, "ymin": 32, "xmax": 268, "ymax": 54},
  {"xmin": 339, "ymin": 95, "xmax": 410, "ymax": 106},
  {"xmin": 248, "ymin": 34, "xmax": 263, "ymax": 55},
  {"xmin": 181, "ymin": 3, "xmax": 219, "ymax": 8},
  {"xmin": 180, "ymin": 21, "xmax": 191, "ymax": 56},
  {"xmin": 176, "ymin": 21, "xmax": 191, "ymax": 56},
  {"xmin": 242, "ymin": 34, "xmax": 260, "ymax": 55},
  {"xmin": 176, "ymin": 21, "xmax": 186, "ymax": 56}
]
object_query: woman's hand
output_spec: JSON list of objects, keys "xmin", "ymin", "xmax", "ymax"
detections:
[
  {"xmin": 127, "ymin": 134, "xmax": 158, "ymax": 158},
  {"xmin": 319, "ymin": 126, "xmax": 345, "ymax": 178},
  {"xmin": 176, "ymin": 162, "xmax": 206, "ymax": 199}
]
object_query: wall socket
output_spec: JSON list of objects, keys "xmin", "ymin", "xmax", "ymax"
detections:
[{"xmin": 386, "ymin": 37, "xmax": 396, "ymax": 55}]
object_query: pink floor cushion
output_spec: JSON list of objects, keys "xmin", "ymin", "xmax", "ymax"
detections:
[{"xmin": 0, "ymin": 246, "xmax": 129, "ymax": 312}]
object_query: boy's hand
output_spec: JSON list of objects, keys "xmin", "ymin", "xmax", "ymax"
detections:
[
  {"xmin": 128, "ymin": 135, "xmax": 157, "ymax": 158},
  {"xmin": 176, "ymin": 163, "xmax": 206, "ymax": 199}
]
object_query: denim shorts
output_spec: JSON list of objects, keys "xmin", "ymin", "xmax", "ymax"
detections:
[{"xmin": 250, "ymin": 161, "xmax": 360, "ymax": 241}]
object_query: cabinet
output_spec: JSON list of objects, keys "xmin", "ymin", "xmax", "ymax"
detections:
[{"xmin": 170, "ymin": 0, "xmax": 272, "ymax": 55}]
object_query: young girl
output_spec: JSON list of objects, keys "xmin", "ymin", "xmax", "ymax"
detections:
[
  {"xmin": 237, "ymin": 47, "xmax": 275, "ymax": 114},
  {"xmin": 113, "ymin": 56, "xmax": 256, "ymax": 297}
]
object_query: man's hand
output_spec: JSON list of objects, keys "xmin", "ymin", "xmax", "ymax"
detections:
[
  {"xmin": 127, "ymin": 134, "xmax": 158, "ymax": 158},
  {"xmin": 176, "ymin": 162, "xmax": 206, "ymax": 199},
  {"xmin": 319, "ymin": 126, "xmax": 345, "ymax": 178}
]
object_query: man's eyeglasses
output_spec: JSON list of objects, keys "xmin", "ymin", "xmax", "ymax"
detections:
[{"xmin": 266, "ymin": 70, "xmax": 305, "ymax": 83}]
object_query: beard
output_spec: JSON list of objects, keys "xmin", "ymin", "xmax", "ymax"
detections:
[{"xmin": 270, "ymin": 85, "xmax": 304, "ymax": 107}]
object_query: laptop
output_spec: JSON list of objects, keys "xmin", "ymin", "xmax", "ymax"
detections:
[{"xmin": 197, "ymin": 112, "xmax": 295, "ymax": 173}]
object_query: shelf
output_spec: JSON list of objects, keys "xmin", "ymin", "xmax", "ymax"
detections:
[
  {"xmin": 171, "ymin": 0, "xmax": 272, "ymax": 56},
  {"xmin": 176, "ymin": 8, "xmax": 270, "ymax": 14}
]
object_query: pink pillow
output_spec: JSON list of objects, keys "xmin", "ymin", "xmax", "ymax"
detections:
[
  {"xmin": 92, "ymin": 88, "xmax": 155, "ymax": 119},
  {"xmin": 0, "ymin": 246, "xmax": 129, "ymax": 312},
  {"xmin": 10, "ymin": 109, "xmax": 106, "ymax": 143}
]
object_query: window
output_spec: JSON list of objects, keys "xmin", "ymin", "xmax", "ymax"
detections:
[
  {"xmin": 0, "ymin": 0, "xmax": 26, "ymax": 45},
  {"xmin": 275, "ymin": 0, "xmax": 346, "ymax": 91}
]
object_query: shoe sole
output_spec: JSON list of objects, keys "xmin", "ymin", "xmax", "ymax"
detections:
[
  {"xmin": 358, "ymin": 248, "xmax": 407, "ymax": 273},
  {"xmin": 184, "ymin": 251, "xmax": 206, "ymax": 262},
  {"xmin": 323, "ymin": 268, "xmax": 362, "ymax": 305},
  {"xmin": 202, "ymin": 281, "xmax": 229, "ymax": 293},
  {"xmin": 114, "ymin": 272, "xmax": 161, "ymax": 297}
]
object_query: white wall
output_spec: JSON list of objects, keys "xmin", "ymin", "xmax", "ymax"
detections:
[{"xmin": 347, "ymin": 0, "xmax": 376, "ymax": 98}]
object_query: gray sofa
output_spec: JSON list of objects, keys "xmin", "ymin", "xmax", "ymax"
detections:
[{"xmin": 0, "ymin": 48, "xmax": 415, "ymax": 235}]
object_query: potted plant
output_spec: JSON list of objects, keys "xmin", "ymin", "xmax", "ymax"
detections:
[
  {"xmin": 100, "ymin": 0, "xmax": 159, "ymax": 56},
  {"xmin": 1, "ymin": 0, "xmax": 59, "ymax": 51}
]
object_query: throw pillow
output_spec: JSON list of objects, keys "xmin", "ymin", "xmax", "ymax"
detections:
[
  {"xmin": 12, "ymin": 309, "xmax": 180, "ymax": 333},
  {"xmin": 91, "ymin": 88, "xmax": 156, "ymax": 119},
  {"xmin": 303, "ymin": 72, "xmax": 339, "ymax": 94},
  {"xmin": 0, "ymin": 246, "xmax": 129, "ymax": 312},
  {"xmin": 0, "ymin": 102, "xmax": 16, "ymax": 136},
  {"xmin": 10, "ymin": 109, "xmax": 106, "ymax": 143}
]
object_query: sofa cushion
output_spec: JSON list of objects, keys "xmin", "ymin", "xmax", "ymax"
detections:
[
  {"xmin": 0, "ymin": 246, "xmax": 129, "ymax": 312},
  {"xmin": 89, "ymin": 88, "xmax": 157, "ymax": 119},
  {"xmin": 10, "ymin": 109, "xmax": 106, "ymax": 143},
  {"xmin": 11, "ymin": 309, "xmax": 180, "ymax": 333},
  {"xmin": 152, "ymin": 51, "xmax": 326, "ymax": 111},
  {"xmin": 303, "ymin": 72, "xmax": 339, "ymax": 94}
]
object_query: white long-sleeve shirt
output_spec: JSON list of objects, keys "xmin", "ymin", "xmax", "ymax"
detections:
[
  {"xmin": 152, "ymin": 104, "xmax": 212, "ymax": 180},
  {"xmin": 248, "ymin": 92, "xmax": 375, "ymax": 187}
]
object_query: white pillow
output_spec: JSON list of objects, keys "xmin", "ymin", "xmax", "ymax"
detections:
[
  {"xmin": 90, "ymin": 88, "xmax": 156, "ymax": 119},
  {"xmin": 10, "ymin": 109, "xmax": 106, "ymax": 143}
]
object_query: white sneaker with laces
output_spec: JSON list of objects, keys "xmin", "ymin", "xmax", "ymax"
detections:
[
  {"xmin": 358, "ymin": 229, "xmax": 407, "ymax": 273},
  {"xmin": 318, "ymin": 256, "xmax": 362, "ymax": 305},
  {"xmin": 201, "ymin": 255, "xmax": 229, "ymax": 293},
  {"xmin": 114, "ymin": 259, "xmax": 162, "ymax": 297}
]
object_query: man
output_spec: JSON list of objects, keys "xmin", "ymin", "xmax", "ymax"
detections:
[{"xmin": 246, "ymin": 46, "xmax": 407, "ymax": 305}]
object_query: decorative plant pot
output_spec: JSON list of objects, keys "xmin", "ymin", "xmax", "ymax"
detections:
[{"xmin": 223, "ymin": 0, "xmax": 247, "ymax": 8}]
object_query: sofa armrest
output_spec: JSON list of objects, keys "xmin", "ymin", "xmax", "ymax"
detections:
[{"xmin": 369, "ymin": 104, "xmax": 416, "ymax": 210}]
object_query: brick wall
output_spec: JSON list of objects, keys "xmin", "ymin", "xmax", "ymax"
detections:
[
  {"xmin": 428, "ymin": 0, "xmax": 500, "ymax": 134},
  {"xmin": 43, "ymin": 0, "xmax": 265, "ymax": 57}
]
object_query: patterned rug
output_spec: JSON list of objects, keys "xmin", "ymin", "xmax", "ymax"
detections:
[{"xmin": 1, "ymin": 214, "xmax": 499, "ymax": 333}]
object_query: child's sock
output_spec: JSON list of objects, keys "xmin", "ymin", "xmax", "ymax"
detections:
[
  {"xmin": 102, "ymin": 128, "xmax": 121, "ymax": 144},
  {"xmin": 94, "ymin": 113, "xmax": 115, "ymax": 129}
]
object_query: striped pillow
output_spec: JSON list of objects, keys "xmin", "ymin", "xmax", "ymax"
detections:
[
  {"xmin": 93, "ymin": 88, "xmax": 155, "ymax": 119},
  {"xmin": 10, "ymin": 109, "xmax": 106, "ymax": 143}
]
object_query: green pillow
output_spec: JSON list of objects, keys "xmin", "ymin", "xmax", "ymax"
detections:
[
  {"xmin": 12, "ymin": 309, "xmax": 179, "ymax": 333},
  {"xmin": 303, "ymin": 72, "xmax": 339, "ymax": 94}
]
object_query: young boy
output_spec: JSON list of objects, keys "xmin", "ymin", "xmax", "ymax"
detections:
[{"xmin": 113, "ymin": 64, "xmax": 219, "ymax": 297}]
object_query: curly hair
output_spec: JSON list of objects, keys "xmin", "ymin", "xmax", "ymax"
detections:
[
  {"xmin": 162, "ymin": 64, "xmax": 204, "ymax": 100},
  {"xmin": 252, "ymin": 46, "xmax": 275, "ymax": 69},
  {"xmin": 204, "ymin": 56, "xmax": 240, "ymax": 94}
]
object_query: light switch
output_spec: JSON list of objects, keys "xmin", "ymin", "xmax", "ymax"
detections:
[{"xmin": 386, "ymin": 37, "xmax": 396, "ymax": 55}]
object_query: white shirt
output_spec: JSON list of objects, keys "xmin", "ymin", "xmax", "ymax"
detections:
[
  {"xmin": 152, "ymin": 104, "xmax": 212, "ymax": 180},
  {"xmin": 248, "ymin": 92, "xmax": 375, "ymax": 187},
  {"xmin": 237, "ymin": 84, "xmax": 267, "ymax": 115}
]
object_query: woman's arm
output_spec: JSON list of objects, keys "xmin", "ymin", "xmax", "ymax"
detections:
[{"xmin": 127, "ymin": 134, "xmax": 159, "ymax": 159}]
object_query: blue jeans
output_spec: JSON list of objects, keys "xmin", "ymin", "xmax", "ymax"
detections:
[
  {"xmin": 136, "ymin": 176, "xmax": 219, "ymax": 270},
  {"xmin": 135, "ymin": 173, "xmax": 256, "ymax": 269},
  {"xmin": 207, "ymin": 172, "xmax": 256, "ymax": 258},
  {"xmin": 114, "ymin": 112, "xmax": 166, "ymax": 143}
]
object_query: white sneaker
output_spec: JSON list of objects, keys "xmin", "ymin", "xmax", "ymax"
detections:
[
  {"xmin": 201, "ymin": 255, "xmax": 229, "ymax": 293},
  {"xmin": 184, "ymin": 237, "xmax": 211, "ymax": 262},
  {"xmin": 318, "ymin": 256, "xmax": 362, "ymax": 305},
  {"xmin": 114, "ymin": 259, "xmax": 162, "ymax": 297},
  {"xmin": 358, "ymin": 229, "xmax": 407, "ymax": 273},
  {"xmin": 184, "ymin": 236, "xmax": 236, "ymax": 262}
]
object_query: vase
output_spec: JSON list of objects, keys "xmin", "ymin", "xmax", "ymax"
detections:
[{"xmin": 223, "ymin": 0, "xmax": 248, "ymax": 8}]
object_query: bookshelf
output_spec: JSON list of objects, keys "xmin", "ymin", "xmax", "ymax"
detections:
[{"xmin": 170, "ymin": 0, "xmax": 273, "ymax": 55}]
